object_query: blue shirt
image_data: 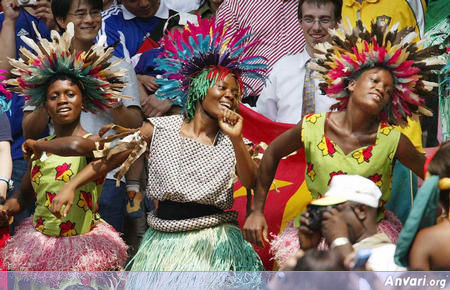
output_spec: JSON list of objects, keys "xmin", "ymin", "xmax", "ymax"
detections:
[
  {"xmin": 99, "ymin": 5, "xmax": 165, "ymax": 60},
  {"xmin": 134, "ymin": 47, "xmax": 163, "ymax": 76},
  {"xmin": 0, "ymin": 10, "xmax": 50, "ymax": 160}
]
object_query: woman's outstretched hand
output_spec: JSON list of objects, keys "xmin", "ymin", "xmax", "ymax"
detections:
[
  {"xmin": 243, "ymin": 211, "xmax": 269, "ymax": 247},
  {"xmin": 51, "ymin": 184, "xmax": 75, "ymax": 219},
  {"xmin": 22, "ymin": 139, "xmax": 42, "ymax": 161},
  {"xmin": 218, "ymin": 109, "xmax": 243, "ymax": 140}
]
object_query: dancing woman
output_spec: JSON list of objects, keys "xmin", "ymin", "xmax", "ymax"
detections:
[
  {"xmin": 41, "ymin": 17, "xmax": 267, "ymax": 271},
  {"xmin": 0, "ymin": 23, "xmax": 127, "ymax": 271},
  {"xmin": 243, "ymin": 21, "xmax": 446, "ymax": 265}
]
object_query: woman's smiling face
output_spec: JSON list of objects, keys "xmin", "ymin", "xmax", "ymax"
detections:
[{"xmin": 45, "ymin": 79, "xmax": 84, "ymax": 125}]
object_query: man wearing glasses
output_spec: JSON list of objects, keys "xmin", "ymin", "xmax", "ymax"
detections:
[{"xmin": 255, "ymin": 0, "xmax": 342, "ymax": 124}]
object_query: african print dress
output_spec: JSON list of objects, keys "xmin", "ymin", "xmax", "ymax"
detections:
[
  {"xmin": 302, "ymin": 113, "xmax": 400, "ymax": 210},
  {"xmin": 0, "ymin": 135, "xmax": 127, "ymax": 271},
  {"xmin": 271, "ymin": 113, "xmax": 403, "ymax": 266}
]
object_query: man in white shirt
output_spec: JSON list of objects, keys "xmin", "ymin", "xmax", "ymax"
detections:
[{"xmin": 255, "ymin": 0, "xmax": 342, "ymax": 124}]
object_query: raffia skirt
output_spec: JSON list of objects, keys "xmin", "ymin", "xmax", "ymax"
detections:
[
  {"xmin": 130, "ymin": 223, "xmax": 263, "ymax": 271},
  {"xmin": 0, "ymin": 217, "xmax": 127, "ymax": 271},
  {"xmin": 126, "ymin": 223, "xmax": 264, "ymax": 289}
]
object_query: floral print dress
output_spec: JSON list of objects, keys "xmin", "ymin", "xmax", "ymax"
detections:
[{"xmin": 302, "ymin": 113, "xmax": 401, "ymax": 220}]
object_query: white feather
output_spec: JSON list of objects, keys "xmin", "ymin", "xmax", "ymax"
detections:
[{"xmin": 400, "ymin": 31, "xmax": 417, "ymax": 47}]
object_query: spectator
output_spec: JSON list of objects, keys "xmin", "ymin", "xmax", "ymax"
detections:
[
  {"xmin": 299, "ymin": 175, "xmax": 405, "ymax": 271},
  {"xmin": 100, "ymin": 0, "xmax": 173, "ymax": 118},
  {"xmin": 255, "ymin": 0, "xmax": 341, "ymax": 124},
  {"xmin": 0, "ymin": 0, "xmax": 54, "ymax": 232},
  {"xmin": 100, "ymin": 0, "xmax": 165, "ymax": 63},
  {"xmin": 216, "ymin": 0, "xmax": 305, "ymax": 104}
]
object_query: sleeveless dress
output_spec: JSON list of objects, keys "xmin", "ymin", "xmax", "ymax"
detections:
[
  {"xmin": 0, "ymin": 135, "xmax": 127, "ymax": 271},
  {"xmin": 130, "ymin": 115, "xmax": 262, "ymax": 272},
  {"xmin": 271, "ymin": 113, "xmax": 403, "ymax": 265}
]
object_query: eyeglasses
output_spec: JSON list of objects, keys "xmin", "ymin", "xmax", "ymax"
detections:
[
  {"xmin": 68, "ymin": 9, "xmax": 102, "ymax": 19},
  {"xmin": 301, "ymin": 16, "xmax": 333, "ymax": 26}
]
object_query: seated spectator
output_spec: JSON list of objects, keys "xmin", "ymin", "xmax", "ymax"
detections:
[
  {"xmin": 255, "ymin": 0, "xmax": 341, "ymax": 124},
  {"xmin": 299, "ymin": 175, "xmax": 405, "ymax": 271}
]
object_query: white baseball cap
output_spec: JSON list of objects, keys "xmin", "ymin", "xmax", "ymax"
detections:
[{"xmin": 310, "ymin": 175, "xmax": 381, "ymax": 208}]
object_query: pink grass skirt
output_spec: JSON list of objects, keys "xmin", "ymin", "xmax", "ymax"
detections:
[
  {"xmin": 0, "ymin": 217, "xmax": 127, "ymax": 271},
  {"xmin": 270, "ymin": 209, "xmax": 402, "ymax": 266}
]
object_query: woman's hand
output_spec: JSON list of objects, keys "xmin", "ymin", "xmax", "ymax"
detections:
[
  {"xmin": 50, "ymin": 184, "xmax": 75, "ymax": 218},
  {"xmin": 218, "ymin": 109, "xmax": 243, "ymax": 140},
  {"xmin": 22, "ymin": 139, "xmax": 42, "ymax": 161},
  {"xmin": 243, "ymin": 211, "xmax": 269, "ymax": 247}
]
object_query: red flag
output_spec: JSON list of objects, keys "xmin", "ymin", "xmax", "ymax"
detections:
[{"xmin": 232, "ymin": 104, "xmax": 312, "ymax": 270}]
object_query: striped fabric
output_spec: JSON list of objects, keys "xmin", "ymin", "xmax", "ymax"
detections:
[{"xmin": 216, "ymin": 0, "xmax": 305, "ymax": 96}]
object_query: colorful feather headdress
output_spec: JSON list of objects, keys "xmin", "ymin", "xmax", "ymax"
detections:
[
  {"xmin": 310, "ymin": 20, "xmax": 446, "ymax": 125},
  {"xmin": 154, "ymin": 16, "xmax": 267, "ymax": 112},
  {"xmin": 0, "ymin": 70, "xmax": 12, "ymax": 114},
  {"xmin": 8, "ymin": 22, "xmax": 127, "ymax": 113}
]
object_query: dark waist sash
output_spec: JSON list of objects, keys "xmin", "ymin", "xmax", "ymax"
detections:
[{"xmin": 156, "ymin": 200, "xmax": 224, "ymax": 220}]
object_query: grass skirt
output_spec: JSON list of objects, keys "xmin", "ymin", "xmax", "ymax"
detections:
[
  {"xmin": 270, "ymin": 209, "xmax": 402, "ymax": 266},
  {"xmin": 130, "ymin": 223, "xmax": 263, "ymax": 271},
  {"xmin": 127, "ymin": 223, "xmax": 263, "ymax": 289},
  {"xmin": 0, "ymin": 217, "xmax": 127, "ymax": 271}
]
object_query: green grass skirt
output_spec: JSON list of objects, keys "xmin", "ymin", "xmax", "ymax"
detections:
[{"xmin": 129, "ymin": 223, "xmax": 263, "ymax": 271}]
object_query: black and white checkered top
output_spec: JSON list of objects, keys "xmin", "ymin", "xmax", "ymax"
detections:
[{"xmin": 146, "ymin": 115, "xmax": 242, "ymax": 232}]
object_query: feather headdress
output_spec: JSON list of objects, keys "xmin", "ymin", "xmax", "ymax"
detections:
[
  {"xmin": 8, "ymin": 22, "xmax": 127, "ymax": 113},
  {"xmin": 0, "ymin": 70, "xmax": 12, "ymax": 114},
  {"xmin": 154, "ymin": 16, "xmax": 267, "ymax": 116},
  {"xmin": 310, "ymin": 20, "xmax": 446, "ymax": 125}
]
